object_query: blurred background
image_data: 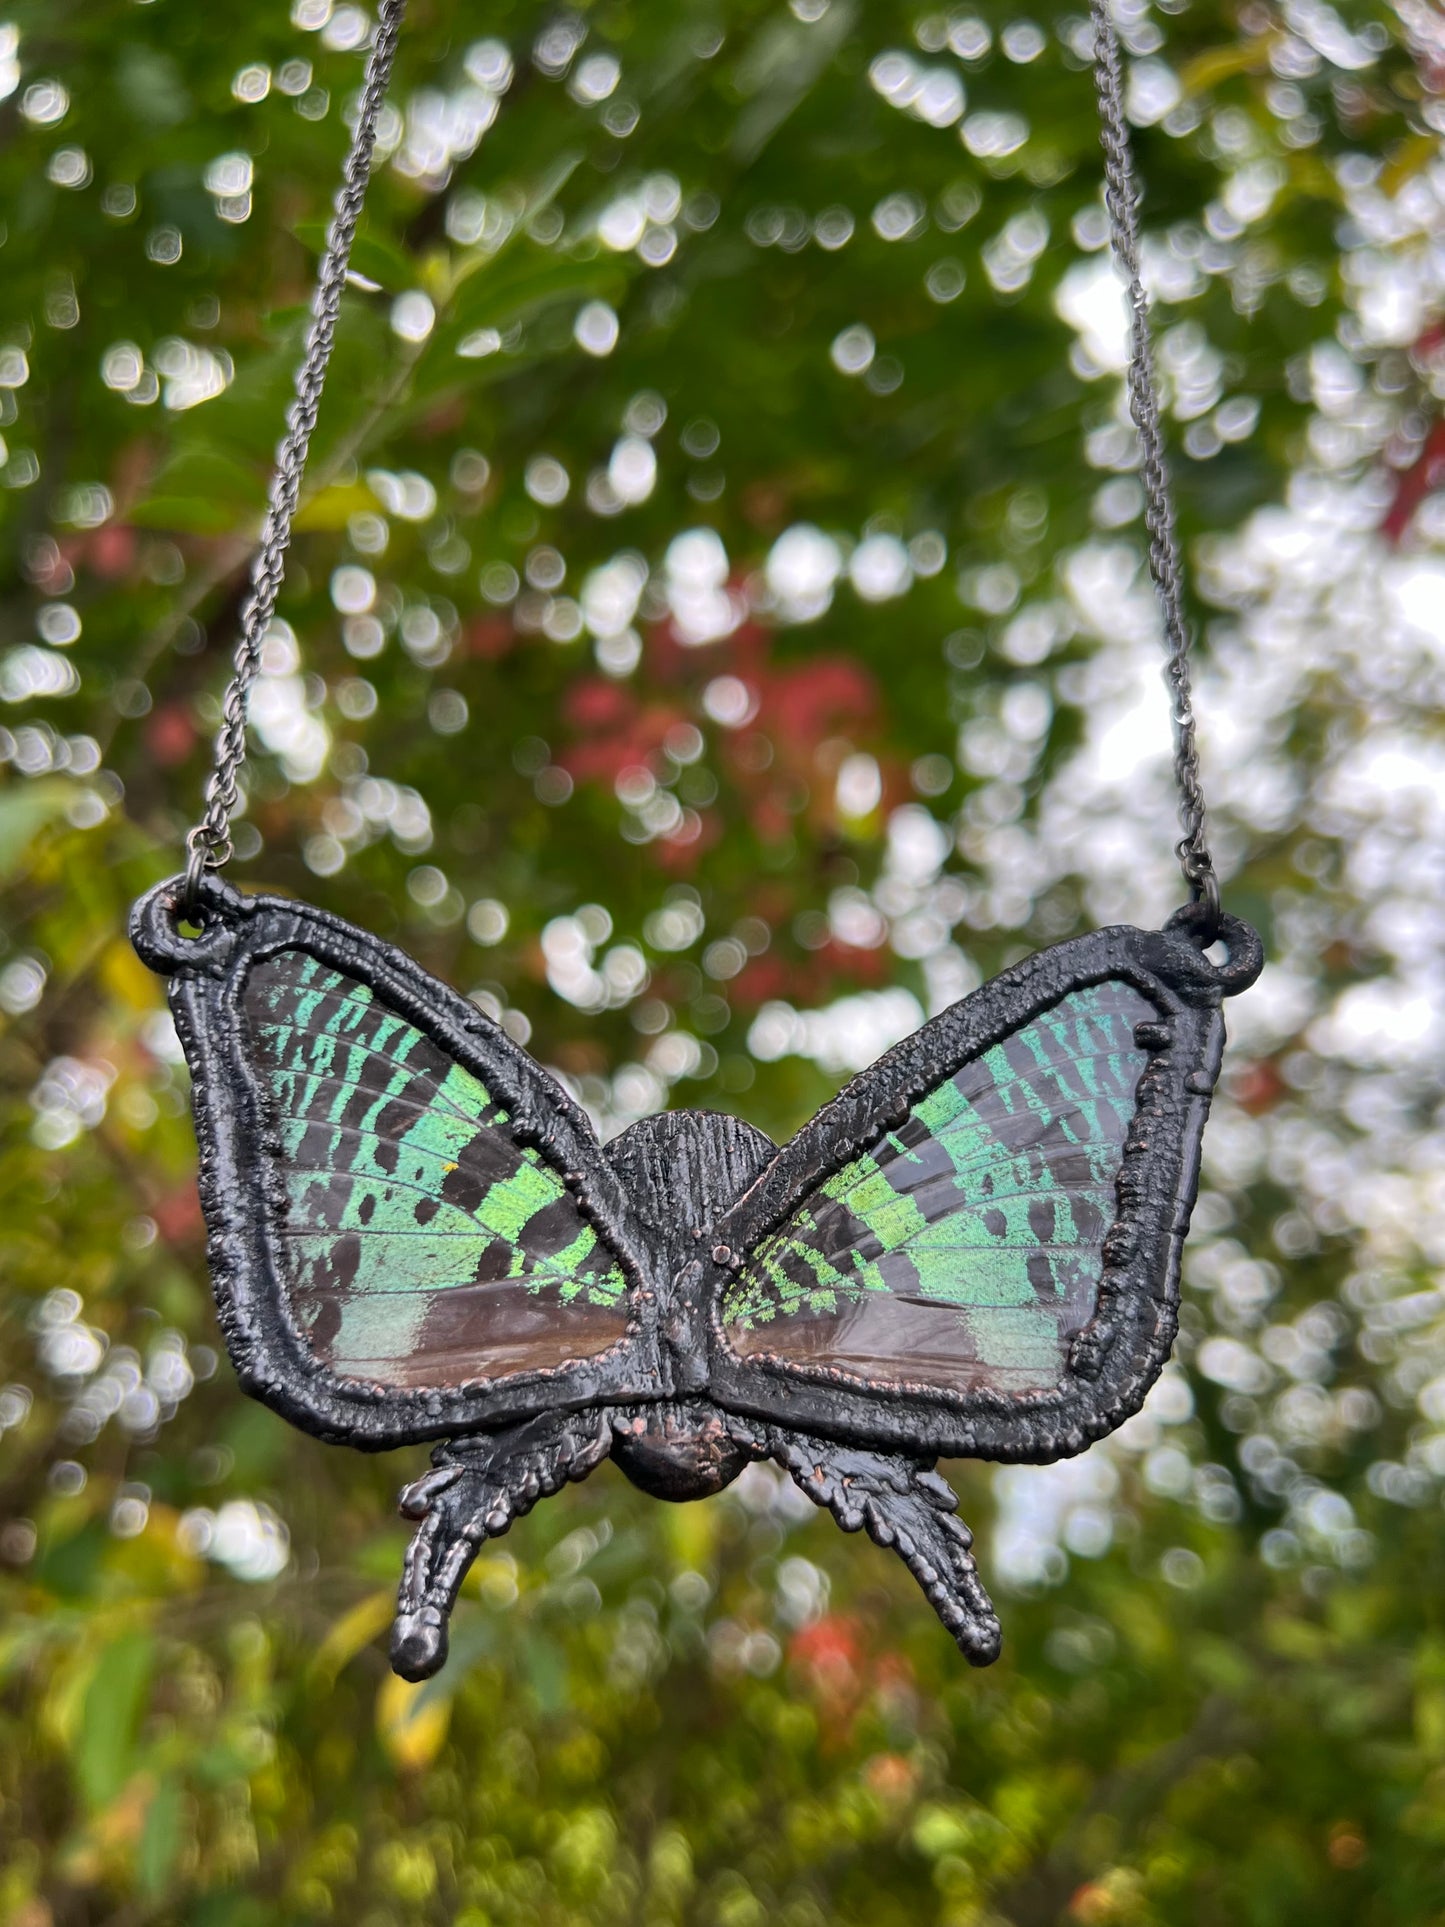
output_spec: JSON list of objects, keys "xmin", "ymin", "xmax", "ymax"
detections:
[{"xmin": 2, "ymin": 0, "xmax": 1444, "ymax": 1920}]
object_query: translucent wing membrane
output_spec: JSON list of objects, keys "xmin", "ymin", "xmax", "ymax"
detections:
[
  {"xmin": 723, "ymin": 982, "xmax": 1152, "ymax": 1395},
  {"xmin": 243, "ymin": 950, "xmax": 628, "ymax": 1387}
]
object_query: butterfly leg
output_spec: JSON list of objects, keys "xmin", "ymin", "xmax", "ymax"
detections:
[
  {"xmin": 766, "ymin": 1434, "xmax": 1002, "ymax": 1665},
  {"xmin": 390, "ymin": 1408, "xmax": 613, "ymax": 1681}
]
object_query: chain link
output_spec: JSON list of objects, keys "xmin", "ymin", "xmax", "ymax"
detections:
[
  {"xmin": 1090, "ymin": 0, "xmax": 1219, "ymax": 935},
  {"xmin": 184, "ymin": 0, "xmax": 1218, "ymax": 936},
  {"xmin": 183, "ymin": 0, "xmax": 409, "ymax": 915}
]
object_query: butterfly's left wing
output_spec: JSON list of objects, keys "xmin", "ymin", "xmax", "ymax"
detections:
[
  {"xmin": 708, "ymin": 917, "xmax": 1260, "ymax": 1465},
  {"xmin": 132, "ymin": 876, "xmax": 663, "ymax": 1449}
]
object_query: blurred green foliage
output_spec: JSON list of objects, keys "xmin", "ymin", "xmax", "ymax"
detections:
[{"xmin": 4, "ymin": 0, "xmax": 1445, "ymax": 1922}]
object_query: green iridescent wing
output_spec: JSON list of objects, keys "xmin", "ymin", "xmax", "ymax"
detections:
[
  {"xmin": 720, "ymin": 981, "xmax": 1153, "ymax": 1397},
  {"xmin": 239, "ymin": 949, "xmax": 631, "ymax": 1392}
]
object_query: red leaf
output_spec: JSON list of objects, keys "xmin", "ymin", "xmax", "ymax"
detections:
[
  {"xmin": 1381, "ymin": 416, "xmax": 1445, "ymax": 545},
  {"xmin": 145, "ymin": 704, "xmax": 196, "ymax": 768}
]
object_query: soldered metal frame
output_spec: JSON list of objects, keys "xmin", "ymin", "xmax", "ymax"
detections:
[
  {"xmin": 132, "ymin": 875, "xmax": 668, "ymax": 1449},
  {"xmin": 134, "ymin": 874, "xmax": 1261, "ymax": 1675},
  {"xmin": 707, "ymin": 908, "xmax": 1262, "ymax": 1464},
  {"xmin": 132, "ymin": 873, "xmax": 1261, "ymax": 1468}
]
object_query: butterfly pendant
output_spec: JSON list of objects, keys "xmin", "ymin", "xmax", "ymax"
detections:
[{"xmin": 132, "ymin": 876, "xmax": 1260, "ymax": 1680}]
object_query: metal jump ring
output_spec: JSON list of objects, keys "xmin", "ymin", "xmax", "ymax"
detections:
[
  {"xmin": 1188, "ymin": 864, "xmax": 1221, "ymax": 945},
  {"xmin": 182, "ymin": 828, "xmax": 227, "ymax": 923}
]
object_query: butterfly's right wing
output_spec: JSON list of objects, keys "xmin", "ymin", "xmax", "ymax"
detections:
[
  {"xmin": 133, "ymin": 877, "xmax": 665, "ymax": 1448},
  {"xmin": 708, "ymin": 917, "xmax": 1261, "ymax": 1464}
]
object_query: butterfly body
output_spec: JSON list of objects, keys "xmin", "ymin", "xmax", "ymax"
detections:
[
  {"xmin": 595, "ymin": 1105, "xmax": 772, "ymax": 1501},
  {"xmin": 133, "ymin": 876, "xmax": 1260, "ymax": 1679},
  {"xmin": 608, "ymin": 1403, "xmax": 753, "ymax": 1501},
  {"xmin": 604, "ymin": 1105, "xmax": 777, "ymax": 1398}
]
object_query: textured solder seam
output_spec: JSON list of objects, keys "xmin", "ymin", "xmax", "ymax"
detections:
[
  {"xmin": 1069, "ymin": 997, "xmax": 1184, "ymax": 1378},
  {"xmin": 1084, "ymin": 1013, "xmax": 1219, "ymax": 1433},
  {"xmin": 171, "ymin": 978, "xmax": 262, "ymax": 1389},
  {"xmin": 141, "ymin": 875, "xmax": 1256, "ymax": 1463}
]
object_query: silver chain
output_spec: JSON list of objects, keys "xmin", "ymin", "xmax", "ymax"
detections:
[
  {"xmin": 1090, "ymin": 0, "xmax": 1219, "ymax": 932},
  {"xmin": 184, "ymin": 0, "xmax": 1218, "ymax": 934},
  {"xmin": 183, "ymin": 0, "xmax": 408, "ymax": 913}
]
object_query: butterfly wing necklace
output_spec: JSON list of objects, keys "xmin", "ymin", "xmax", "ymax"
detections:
[{"xmin": 132, "ymin": 0, "xmax": 1262, "ymax": 1681}]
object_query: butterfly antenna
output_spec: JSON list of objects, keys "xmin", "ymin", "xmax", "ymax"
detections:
[
  {"xmin": 390, "ymin": 1411, "xmax": 613, "ymax": 1681},
  {"xmin": 767, "ymin": 1434, "xmax": 1003, "ymax": 1665}
]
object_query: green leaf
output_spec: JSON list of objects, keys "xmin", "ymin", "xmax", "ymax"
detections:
[
  {"xmin": 0, "ymin": 779, "xmax": 75, "ymax": 880},
  {"xmin": 137, "ymin": 1772, "xmax": 185, "ymax": 1899},
  {"xmin": 445, "ymin": 248, "xmax": 627, "ymax": 337},
  {"xmin": 293, "ymin": 220, "xmax": 417, "ymax": 296},
  {"xmin": 130, "ymin": 448, "xmax": 264, "ymax": 534},
  {"xmin": 76, "ymin": 1631, "xmax": 155, "ymax": 1811}
]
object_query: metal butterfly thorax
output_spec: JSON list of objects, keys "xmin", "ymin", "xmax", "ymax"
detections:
[{"xmin": 133, "ymin": 877, "xmax": 1260, "ymax": 1679}]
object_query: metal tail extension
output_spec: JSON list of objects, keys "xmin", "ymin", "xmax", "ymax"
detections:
[
  {"xmin": 390, "ymin": 1409, "xmax": 612, "ymax": 1681},
  {"xmin": 769, "ymin": 1433, "xmax": 1002, "ymax": 1665}
]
